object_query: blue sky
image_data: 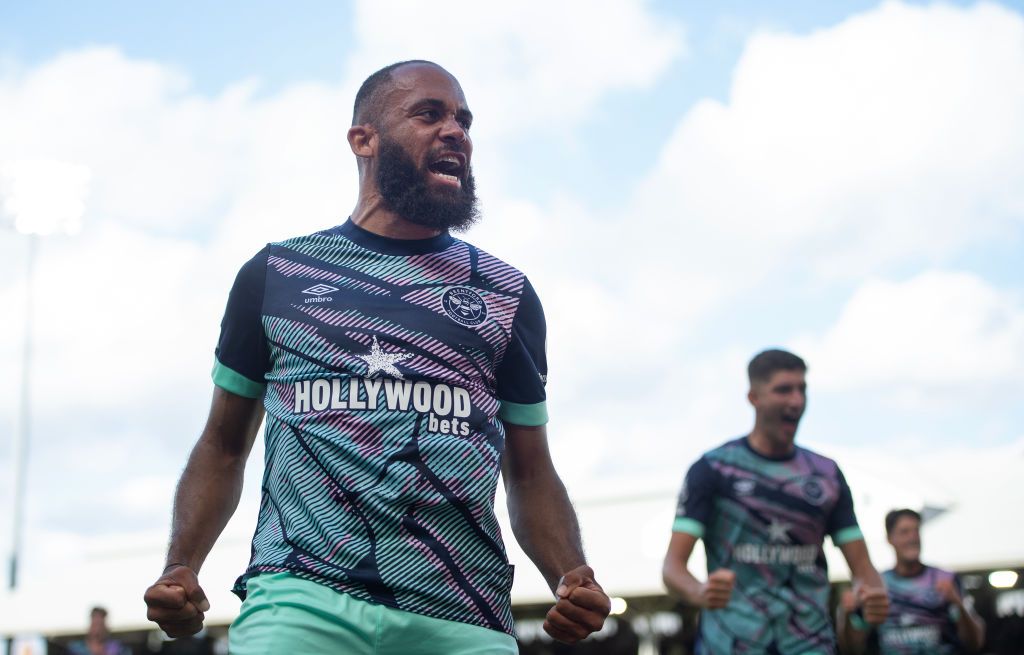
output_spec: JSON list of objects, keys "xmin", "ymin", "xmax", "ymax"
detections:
[
  {"xmin": 4, "ymin": 0, "xmax": 1006, "ymax": 210},
  {"xmin": 1, "ymin": 0, "xmax": 1023, "ymax": 628}
]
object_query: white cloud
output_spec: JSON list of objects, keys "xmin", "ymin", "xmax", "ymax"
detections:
[
  {"xmin": 635, "ymin": 1, "xmax": 1024, "ymax": 280},
  {"xmin": 0, "ymin": 159, "xmax": 91, "ymax": 236},
  {"xmin": 346, "ymin": 0, "xmax": 685, "ymax": 140},
  {"xmin": 795, "ymin": 270, "xmax": 1024, "ymax": 392},
  {"xmin": 0, "ymin": 47, "xmax": 356, "ymax": 241},
  {"xmin": 13, "ymin": 225, "xmax": 211, "ymax": 410}
]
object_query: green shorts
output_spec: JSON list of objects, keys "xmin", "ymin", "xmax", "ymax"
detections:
[{"xmin": 228, "ymin": 572, "xmax": 519, "ymax": 655}]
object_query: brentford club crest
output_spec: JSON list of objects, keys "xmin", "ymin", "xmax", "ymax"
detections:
[
  {"xmin": 442, "ymin": 286, "xmax": 488, "ymax": 326},
  {"xmin": 801, "ymin": 477, "xmax": 827, "ymax": 505}
]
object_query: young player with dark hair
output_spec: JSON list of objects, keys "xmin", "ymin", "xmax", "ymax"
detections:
[{"xmin": 663, "ymin": 349, "xmax": 889, "ymax": 654}]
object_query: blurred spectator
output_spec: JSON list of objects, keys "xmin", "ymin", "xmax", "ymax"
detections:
[{"xmin": 66, "ymin": 607, "xmax": 131, "ymax": 655}]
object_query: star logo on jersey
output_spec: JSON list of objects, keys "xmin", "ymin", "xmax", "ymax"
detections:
[
  {"xmin": 766, "ymin": 518, "xmax": 793, "ymax": 543},
  {"xmin": 357, "ymin": 335, "xmax": 412, "ymax": 379}
]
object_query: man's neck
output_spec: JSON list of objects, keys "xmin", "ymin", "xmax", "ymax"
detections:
[
  {"xmin": 350, "ymin": 194, "xmax": 442, "ymax": 240},
  {"xmin": 895, "ymin": 559, "xmax": 924, "ymax": 577},
  {"xmin": 747, "ymin": 427, "xmax": 795, "ymax": 458}
]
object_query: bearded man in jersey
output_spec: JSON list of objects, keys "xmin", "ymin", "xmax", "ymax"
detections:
[
  {"xmin": 143, "ymin": 60, "xmax": 610, "ymax": 655},
  {"xmin": 663, "ymin": 349, "xmax": 889, "ymax": 654}
]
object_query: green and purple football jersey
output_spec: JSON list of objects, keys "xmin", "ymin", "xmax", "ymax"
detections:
[
  {"xmin": 871, "ymin": 566, "xmax": 963, "ymax": 654},
  {"xmin": 212, "ymin": 219, "xmax": 548, "ymax": 635},
  {"xmin": 674, "ymin": 437, "xmax": 863, "ymax": 654}
]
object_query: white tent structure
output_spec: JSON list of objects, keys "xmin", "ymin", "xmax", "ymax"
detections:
[{"xmin": 1, "ymin": 439, "xmax": 1021, "ymax": 638}]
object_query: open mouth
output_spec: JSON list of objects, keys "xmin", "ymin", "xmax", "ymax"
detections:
[
  {"xmin": 781, "ymin": 415, "xmax": 800, "ymax": 427},
  {"xmin": 428, "ymin": 154, "xmax": 465, "ymax": 188}
]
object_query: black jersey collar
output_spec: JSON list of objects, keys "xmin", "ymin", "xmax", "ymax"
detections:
[
  {"xmin": 742, "ymin": 435, "xmax": 798, "ymax": 461},
  {"xmin": 330, "ymin": 218, "xmax": 454, "ymax": 255}
]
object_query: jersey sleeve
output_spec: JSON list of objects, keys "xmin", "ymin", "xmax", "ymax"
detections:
[
  {"xmin": 212, "ymin": 247, "xmax": 270, "ymax": 398},
  {"xmin": 672, "ymin": 456, "xmax": 717, "ymax": 538},
  {"xmin": 495, "ymin": 277, "xmax": 548, "ymax": 427},
  {"xmin": 827, "ymin": 465, "xmax": 864, "ymax": 545}
]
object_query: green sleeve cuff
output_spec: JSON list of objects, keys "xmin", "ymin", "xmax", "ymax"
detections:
[
  {"xmin": 832, "ymin": 525, "xmax": 864, "ymax": 546},
  {"xmin": 672, "ymin": 517, "xmax": 705, "ymax": 538},
  {"xmin": 212, "ymin": 360, "xmax": 265, "ymax": 399},
  {"xmin": 498, "ymin": 400, "xmax": 548, "ymax": 426}
]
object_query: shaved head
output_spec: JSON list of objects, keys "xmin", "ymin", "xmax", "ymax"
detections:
[{"xmin": 352, "ymin": 60, "xmax": 449, "ymax": 127}]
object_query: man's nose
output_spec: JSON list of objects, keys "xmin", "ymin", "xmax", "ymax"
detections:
[{"xmin": 439, "ymin": 116, "xmax": 467, "ymax": 144}]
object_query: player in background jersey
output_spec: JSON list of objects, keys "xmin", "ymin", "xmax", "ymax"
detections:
[
  {"xmin": 662, "ymin": 349, "xmax": 889, "ymax": 654},
  {"xmin": 838, "ymin": 508, "xmax": 985, "ymax": 654},
  {"xmin": 143, "ymin": 60, "xmax": 610, "ymax": 654}
]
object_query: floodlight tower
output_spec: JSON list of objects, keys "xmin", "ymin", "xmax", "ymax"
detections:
[{"xmin": 2, "ymin": 159, "xmax": 89, "ymax": 590}]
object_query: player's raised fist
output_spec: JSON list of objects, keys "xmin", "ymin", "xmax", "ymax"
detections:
[
  {"xmin": 857, "ymin": 585, "xmax": 889, "ymax": 625},
  {"xmin": 543, "ymin": 565, "xmax": 611, "ymax": 644},
  {"xmin": 144, "ymin": 564, "xmax": 211, "ymax": 638},
  {"xmin": 701, "ymin": 568, "xmax": 735, "ymax": 609}
]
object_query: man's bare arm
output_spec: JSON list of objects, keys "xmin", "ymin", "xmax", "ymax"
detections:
[
  {"xmin": 144, "ymin": 387, "xmax": 263, "ymax": 636},
  {"xmin": 839, "ymin": 539, "xmax": 890, "ymax": 625},
  {"xmin": 502, "ymin": 423, "xmax": 582, "ymax": 587},
  {"xmin": 501, "ymin": 422, "xmax": 609, "ymax": 643},
  {"xmin": 662, "ymin": 532, "xmax": 702, "ymax": 605},
  {"xmin": 935, "ymin": 577, "xmax": 985, "ymax": 652},
  {"xmin": 835, "ymin": 586, "xmax": 868, "ymax": 654},
  {"xmin": 663, "ymin": 532, "xmax": 734, "ymax": 609},
  {"xmin": 956, "ymin": 599, "xmax": 986, "ymax": 652},
  {"xmin": 165, "ymin": 387, "xmax": 264, "ymax": 570}
]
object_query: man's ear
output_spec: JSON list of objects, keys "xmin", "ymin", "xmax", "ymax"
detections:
[
  {"xmin": 747, "ymin": 388, "xmax": 757, "ymax": 407},
  {"xmin": 348, "ymin": 124, "xmax": 377, "ymax": 159}
]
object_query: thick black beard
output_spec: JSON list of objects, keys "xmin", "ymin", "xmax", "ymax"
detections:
[{"xmin": 375, "ymin": 137, "xmax": 479, "ymax": 233}]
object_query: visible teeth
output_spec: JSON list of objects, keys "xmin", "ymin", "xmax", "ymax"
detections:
[
  {"xmin": 433, "ymin": 156, "xmax": 461, "ymax": 170},
  {"xmin": 433, "ymin": 172, "xmax": 461, "ymax": 185}
]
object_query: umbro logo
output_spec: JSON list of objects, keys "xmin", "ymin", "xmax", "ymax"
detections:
[
  {"xmin": 302, "ymin": 284, "xmax": 339, "ymax": 304},
  {"xmin": 733, "ymin": 479, "xmax": 757, "ymax": 496},
  {"xmin": 303, "ymin": 284, "xmax": 339, "ymax": 296}
]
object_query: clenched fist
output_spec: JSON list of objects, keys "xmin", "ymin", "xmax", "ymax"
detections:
[
  {"xmin": 856, "ymin": 584, "xmax": 889, "ymax": 625},
  {"xmin": 543, "ymin": 565, "xmax": 611, "ymax": 644},
  {"xmin": 143, "ymin": 564, "xmax": 210, "ymax": 637},
  {"xmin": 700, "ymin": 569, "xmax": 735, "ymax": 609}
]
